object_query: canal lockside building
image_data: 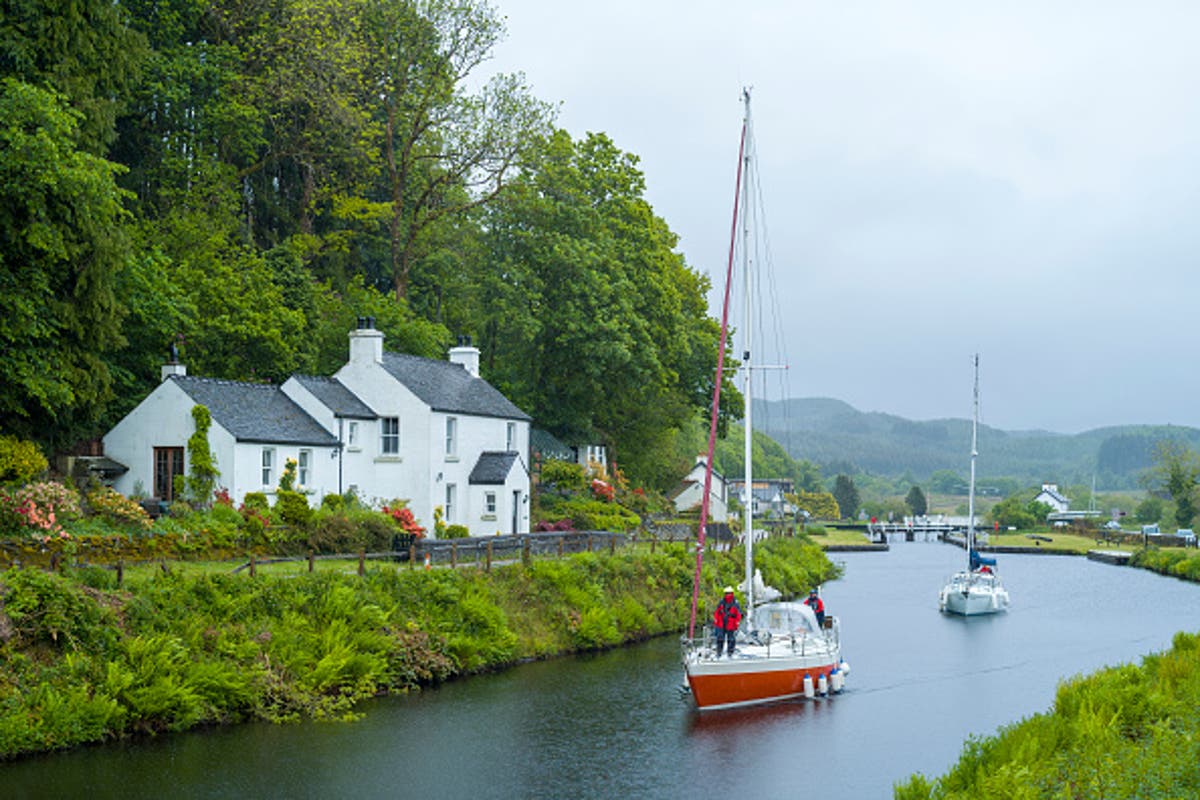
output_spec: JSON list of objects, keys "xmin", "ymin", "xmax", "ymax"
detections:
[
  {"xmin": 1033, "ymin": 483, "xmax": 1071, "ymax": 513},
  {"xmin": 102, "ymin": 321, "xmax": 532, "ymax": 536}
]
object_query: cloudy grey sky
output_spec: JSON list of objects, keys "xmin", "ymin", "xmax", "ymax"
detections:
[{"xmin": 488, "ymin": 1, "xmax": 1200, "ymax": 433}]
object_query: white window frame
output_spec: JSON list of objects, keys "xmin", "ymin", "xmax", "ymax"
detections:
[
  {"xmin": 506, "ymin": 422, "xmax": 516, "ymax": 452},
  {"xmin": 485, "ymin": 491, "xmax": 497, "ymax": 514},
  {"xmin": 261, "ymin": 448, "xmax": 275, "ymax": 486},
  {"xmin": 445, "ymin": 483, "xmax": 457, "ymax": 523},
  {"xmin": 381, "ymin": 417, "xmax": 399, "ymax": 455},
  {"xmin": 445, "ymin": 416, "xmax": 458, "ymax": 458},
  {"xmin": 298, "ymin": 449, "xmax": 311, "ymax": 487},
  {"xmin": 347, "ymin": 421, "xmax": 359, "ymax": 449}
]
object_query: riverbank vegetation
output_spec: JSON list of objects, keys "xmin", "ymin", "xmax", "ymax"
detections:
[
  {"xmin": 894, "ymin": 629, "xmax": 1200, "ymax": 799},
  {"xmin": 0, "ymin": 536, "xmax": 838, "ymax": 760}
]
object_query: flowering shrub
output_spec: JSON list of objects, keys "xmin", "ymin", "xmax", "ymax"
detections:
[
  {"xmin": 0, "ymin": 435, "xmax": 48, "ymax": 485},
  {"xmin": 86, "ymin": 487, "xmax": 152, "ymax": 529},
  {"xmin": 591, "ymin": 479, "xmax": 615, "ymax": 503},
  {"xmin": 0, "ymin": 482, "xmax": 81, "ymax": 538},
  {"xmin": 535, "ymin": 519, "xmax": 575, "ymax": 532},
  {"xmin": 213, "ymin": 487, "xmax": 233, "ymax": 507},
  {"xmin": 382, "ymin": 503, "xmax": 425, "ymax": 538},
  {"xmin": 278, "ymin": 458, "xmax": 298, "ymax": 492}
]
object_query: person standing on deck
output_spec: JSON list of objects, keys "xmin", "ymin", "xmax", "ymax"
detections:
[
  {"xmin": 805, "ymin": 589, "xmax": 826, "ymax": 628},
  {"xmin": 713, "ymin": 587, "xmax": 742, "ymax": 657}
]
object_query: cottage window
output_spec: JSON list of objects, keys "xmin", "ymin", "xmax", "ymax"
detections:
[
  {"xmin": 347, "ymin": 421, "xmax": 359, "ymax": 448},
  {"xmin": 506, "ymin": 422, "xmax": 516, "ymax": 452},
  {"xmin": 445, "ymin": 483, "xmax": 457, "ymax": 523},
  {"xmin": 445, "ymin": 417, "xmax": 457, "ymax": 457},
  {"xmin": 485, "ymin": 492, "xmax": 496, "ymax": 514},
  {"xmin": 298, "ymin": 449, "xmax": 311, "ymax": 487},
  {"xmin": 261, "ymin": 448, "xmax": 275, "ymax": 486},
  {"xmin": 381, "ymin": 417, "xmax": 399, "ymax": 454}
]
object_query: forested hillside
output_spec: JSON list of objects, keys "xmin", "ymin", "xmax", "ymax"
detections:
[
  {"xmin": 0, "ymin": 0, "xmax": 739, "ymax": 491},
  {"xmin": 756, "ymin": 398, "xmax": 1200, "ymax": 489}
]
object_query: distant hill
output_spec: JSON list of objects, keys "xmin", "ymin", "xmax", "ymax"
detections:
[{"xmin": 754, "ymin": 397, "xmax": 1200, "ymax": 489}]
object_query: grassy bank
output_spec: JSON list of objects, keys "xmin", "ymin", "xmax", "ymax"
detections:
[
  {"xmin": 894, "ymin": 630, "xmax": 1200, "ymax": 799},
  {"xmin": 0, "ymin": 536, "xmax": 838, "ymax": 760}
]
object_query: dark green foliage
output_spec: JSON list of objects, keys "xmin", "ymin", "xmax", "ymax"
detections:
[
  {"xmin": 832, "ymin": 475, "xmax": 860, "ymax": 520},
  {"xmin": 305, "ymin": 508, "xmax": 394, "ymax": 555},
  {"xmin": 185, "ymin": 405, "xmax": 218, "ymax": 507},
  {"xmin": 905, "ymin": 486, "xmax": 928, "ymax": 516}
]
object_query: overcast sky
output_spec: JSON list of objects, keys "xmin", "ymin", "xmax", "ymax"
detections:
[{"xmin": 487, "ymin": 1, "xmax": 1200, "ymax": 434}]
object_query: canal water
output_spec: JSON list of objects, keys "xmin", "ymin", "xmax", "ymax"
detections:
[{"xmin": 6, "ymin": 543, "xmax": 1200, "ymax": 799}]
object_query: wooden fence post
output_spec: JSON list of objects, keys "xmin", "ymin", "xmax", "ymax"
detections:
[
  {"xmin": 587, "ymin": 534, "xmax": 593, "ymax": 552},
  {"xmin": 249, "ymin": 553, "xmax": 256, "ymax": 578},
  {"xmin": 308, "ymin": 551, "xmax": 315, "ymax": 573},
  {"xmin": 49, "ymin": 552, "xmax": 60, "ymax": 572},
  {"xmin": 486, "ymin": 541, "xmax": 493, "ymax": 572},
  {"xmin": 651, "ymin": 534, "xmax": 657, "ymax": 555},
  {"xmin": 451, "ymin": 542, "xmax": 458, "ymax": 568},
  {"xmin": 557, "ymin": 537, "xmax": 564, "ymax": 558},
  {"xmin": 522, "ymin": 536, "xmax": 531, "ymax": 567},
  {"xmin": 116, "ymin": 559, "xmax": 124, "ymax": 587},
  {"xmin": 609, "ymin": 535, "xmax": 616, "ymax": 555},
  {"xmin": 358, "ymin": 550, "xmax": 365, "ymax": 576}
]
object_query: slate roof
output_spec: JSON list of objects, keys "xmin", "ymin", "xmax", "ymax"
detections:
[
  {"xmin": 1036, "ymin": 487, "xmax": 1070, "ymax": 506},
  {"xmin": 170, "ymin": 376, "xmax": 338, "ymax": 446},
  {"xmin": 291, "ymin": 375, "xmax": 376, "ymax": 419},
  {"xmin": 380, "ymin": 352, "xmax": 531, "ymax": 421},
  {"xmin": 531, "ymin": 428, "xmax": 573, "ymax": 461},
  {"xmin": 469, "ymin": 451, "xmax": 520, "ymax": 484}
]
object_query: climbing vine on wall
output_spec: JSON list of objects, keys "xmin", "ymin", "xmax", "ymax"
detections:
[{"xmin": 186, "ymin": 405, "xmax": 219, "ymax": 507}]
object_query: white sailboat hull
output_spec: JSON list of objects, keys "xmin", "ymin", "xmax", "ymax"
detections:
[{"xmin": 939, "ymin": 570, "xmax": 1009, "ymax": 616}]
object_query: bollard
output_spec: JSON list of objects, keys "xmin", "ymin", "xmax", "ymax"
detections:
[
  {"xmin": 486, "ymin": 541, "xmax": 493, "ymax": 572},
  {"xmin": 424, "ymin": 552, "xmax": 431, "ymax": 571},
  {"xmin": 249, "ymin": 554, "xmax": 256, "ymax": 578},
  {"xmin": 358, "ymin": 550, "xmax": 365, "ymax": 576},
  {"xmin": 308, "ymin": 551, "xmax": 315, "ymax": 573}
]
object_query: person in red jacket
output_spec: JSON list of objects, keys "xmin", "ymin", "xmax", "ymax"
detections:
[
  {"xmin": 804, "ymin": 589, "xmax": 826, "ymax": 628},
  {"xmin": 713, "ymin": 586, "xmax": 743, "ymax": 657}
]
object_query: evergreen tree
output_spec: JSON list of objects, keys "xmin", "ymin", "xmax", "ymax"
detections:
[{"xmin": 832, "ymin": 475, "xmax": 860, "ymax": 520}]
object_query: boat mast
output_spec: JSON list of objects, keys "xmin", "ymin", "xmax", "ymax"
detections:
[
  {"xmin": 741, "ymin": 88, "xmax": 755, "ymax": 611},
  {"xmin": 967, "ymin": 353, "xmax": 979, "ymax": 565}
]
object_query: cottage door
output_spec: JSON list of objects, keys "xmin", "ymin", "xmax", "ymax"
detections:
[
  {"xmin": 511, "ymin": 490, "xmax": 521, "ymax": 535},
  {"xmin": 154, "ymin": 447, "xmax": 185, "ymax": 500}
]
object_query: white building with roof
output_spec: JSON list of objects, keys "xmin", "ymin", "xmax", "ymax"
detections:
[{"xmin": 102, "ymin": 322, "xmax": 532, "ymax": 536}]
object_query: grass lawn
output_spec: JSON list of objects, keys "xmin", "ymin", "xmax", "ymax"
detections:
[{"xmin": 807, "ymin": 527, "xmax": 874, "ymax": 547}]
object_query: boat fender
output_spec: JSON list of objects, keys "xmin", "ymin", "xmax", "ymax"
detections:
[
  {"xmin": 803, "ymin": 674, "xmax": 815, "ymax": 700},
  {"xmin": 839, "ymin": 660, "xmax": 851, "ymax": 676},
  {"xmin": 817, "ymin": 673, "xmax": 829, "ymax": 696},
  {"xmin": 831, "ymin": 670, "xmax": 845, "ymax": 693}
]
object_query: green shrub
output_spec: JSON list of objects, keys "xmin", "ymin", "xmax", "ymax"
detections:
[
  {"xmin": 321, "ymin": 494, "xmax": 345, "ymax": 512},
  {"xmin": 0, "ymin": 436, "xmax": 48, "ymax": 485},
  {"xmin": 274, "ymin": 490, "xmax": 311, "ymax": 528},
  {"xmin": 242, "ymin": 493, "xmax": 269, "ymax": 513},
  {"xmin": 444, "ymin": 524, "xmax": 469, "ymax": 539},
  {"xmin": 539, "ymin": 460, "xmax": 589, "ymax": 492}
]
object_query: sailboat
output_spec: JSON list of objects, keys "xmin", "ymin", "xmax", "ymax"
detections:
[
  {"xmin": 938, "ymin": 354, "xmax": 1010, "ymax": 615},
  {"xmin": 681, "ymin": 90, "xmax": 848, "ymax": 711}
]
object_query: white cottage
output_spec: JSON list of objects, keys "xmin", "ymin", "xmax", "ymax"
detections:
[
  {"xmin": 102, "ymin": 323, "xmax": 532, "ymax": 536},
  {"xmin": 1034, "ymin": 483, "xmax": 1070, "ymax": 513},
  {"xmin": 669, "ymin": 456, "xmax": 728, "ymax": 522}
]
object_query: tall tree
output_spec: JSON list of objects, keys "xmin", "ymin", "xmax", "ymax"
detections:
[
  {"xmin": 0, "ymin": 0, "xmax": 146, "ymax": 153},
  {"xmin": 832, "ymin": 475, "xmax": 860, "ymax": 520},
  {"xmin": 1145, "ymin": 442, "xmax": 1200, "ymax": 528},
  {"xmin": 360, "ymin": 0, "xmax": 554, "ymax": 300},
  {"xmin": 0, "ymin": 79, "xmax": 129, "ymax": 446},
  {"xmin": 473, "ymin": 130, "xmax": 728, "ymax": 488},
  {"xmin": 905, "ymin": 485, "xmax": 928, "ymax": 516}
]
